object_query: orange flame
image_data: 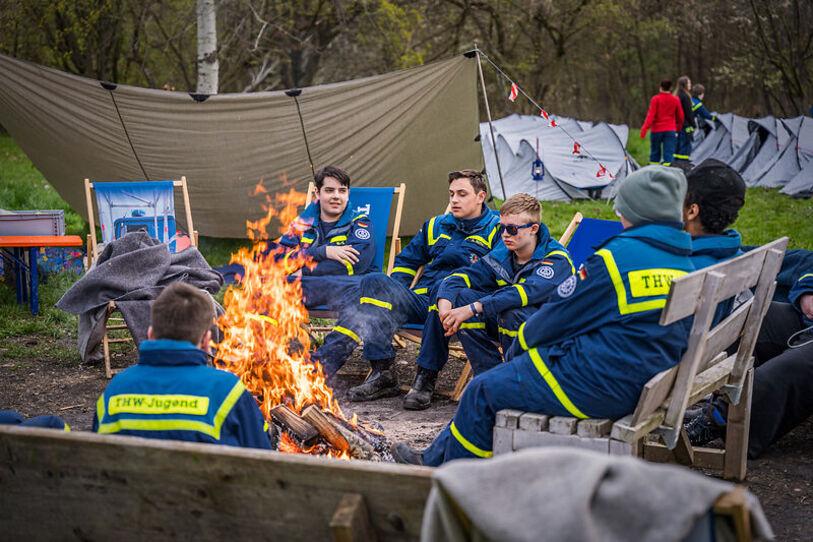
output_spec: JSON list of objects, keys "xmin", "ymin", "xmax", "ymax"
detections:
[{"xmin": 215, "ymin": 182, "xmax": 345, "ymax": 454}]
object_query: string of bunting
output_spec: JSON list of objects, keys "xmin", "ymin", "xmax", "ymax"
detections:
[{"xmin": 483, "ymin": 52, "xmax": 614, "ymax": 180}]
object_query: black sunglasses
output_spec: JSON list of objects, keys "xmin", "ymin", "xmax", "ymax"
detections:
[{"xmin": 501, "ymin": 222, "xmax": 535, "ymax": 236}]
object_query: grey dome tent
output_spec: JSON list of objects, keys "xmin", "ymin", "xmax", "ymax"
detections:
[
  {"xmin": 480, "ymin": 114, "xmax": 638, "ymax": 201},
  {"xmin": 780, "ymin": 116, "xmax": 813, "ymax": 196},
  {"xmin": 750, "ymin": 116, "xmax": 807, "ymax": 189}
]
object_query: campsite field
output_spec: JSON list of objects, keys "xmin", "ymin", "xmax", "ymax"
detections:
[{"xmin": 1, "ymin": 133, "xmax": 812, "ymax": 539}]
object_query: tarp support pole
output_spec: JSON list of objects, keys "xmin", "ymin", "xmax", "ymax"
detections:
[
  {"xmin": 475, "ymin": 46, "xmax": 507, "ymax": 202},
  {"xmin": 105, "ymin": 87, "xmax": 150, "ymax": 181},
  {"xmin": 286, "ymin": 88, "xmax": 316, "ymax": 182}
]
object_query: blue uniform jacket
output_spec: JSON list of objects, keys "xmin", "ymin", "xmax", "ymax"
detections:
[
  {"xmin": 691, "ymin": 97, "xmax": 715, "ymax": 123},
  {"xmin": 92, "ymin": 339, "xmax": 271, "ymax": 450},
  {"xmin": 279, "ymin": 201, "xmax": 376, "ymax": 276},
  {"xmin": 437, "ymin": 223, "xmax": 575, "ymax": 317},
  {"xmin": 789, "ymin": 268, "xmax": 813, "ymax": 326},
  {"xmin": 389, "ymin": 206, "xmax": 502, "ymax": 294},
  {"xmin": 691, "ymin": 230, "xmax": 743, "ymax": 324},
  {"xmin": 514, "ymin": 223, "xmax": 696, "ymax": 419}
]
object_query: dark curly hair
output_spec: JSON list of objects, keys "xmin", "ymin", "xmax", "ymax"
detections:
[
  {"xmin": 685, "ymin": 159, "xmax": 746, "ymax": 234},
  {"xmin": 314, "ymin": 165, "xmax": 350, "ymax": 190}
]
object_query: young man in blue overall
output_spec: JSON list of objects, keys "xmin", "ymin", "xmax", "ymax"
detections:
[
  {"xmin": 403, "ymin": 193, "xmax": 574, "ymax": 411},
  {"xmin": 313, "ymin": 170, "xmax": 502, "ymax": 402},
  {"xmin": 391, "ymin": 166, "xmax": 696, "ymax": 465},
  {"xmin": 93, "ymin": 283, "xmax": 271, "ymax": 449},
  {"xmin": 278, "ymin": 166, "xmax": 377, "ymax": 310}
]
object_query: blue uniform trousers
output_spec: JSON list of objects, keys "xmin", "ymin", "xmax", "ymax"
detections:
[
  {"xmin": 649, "ymin": 131, "xmax": 677, "ymax": 165},
  {"xmin": 422, "ymin": 350, "xmax": 573, "ymax": 466},
  {"xmin": 417, "ymin": 289, "xmax": 536, "ymax": 376},
  {"xmin": 300, "ymin": 275, "xmax": 361, "ymax": 311},
  {"xmin": 315, "ymin": 273, "xmax": 430, "ymax": 376},
  {"xmin": 675, "ymin": 130, "xmax": 692, "ymax": 160}
]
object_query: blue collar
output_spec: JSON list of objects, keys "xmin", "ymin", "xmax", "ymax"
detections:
[
  {"xmin": 692, "ymin": 230, "xmax": 742, "ymax": 259},
  {"xmin": 138, "ymin": 339, "xmax": 209, "ymax": 367},
  {"xmin": 439, "ymin": 204, "xmax": 495, "ymax": 234},
  {"xmin": 607, "ymin": 222, "xmax": 693, "ymax": 256},
  {"xmin": 299, "ymin": 201, "xmax": 355, "ymax": 230}
]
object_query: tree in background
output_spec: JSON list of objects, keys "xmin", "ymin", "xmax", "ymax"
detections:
[{"xmin": 196, "ymin": 0, "xmax": 219, "ymax": 94}]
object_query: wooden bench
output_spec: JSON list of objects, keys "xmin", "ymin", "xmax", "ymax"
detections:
[
  {"xmin": 0, "ymin": 425, "xmax": 431, "ymax": 541},
  {"xmin": 494, "ymin": 238, "xmax": 787, "ymax": 481}
]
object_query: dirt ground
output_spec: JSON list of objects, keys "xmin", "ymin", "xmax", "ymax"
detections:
[{"xmin": 1, "ymin": 339, "xmax": 811, "ymax": 540}]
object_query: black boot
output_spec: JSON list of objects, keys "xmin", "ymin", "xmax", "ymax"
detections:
[
  {"xmin": 347, "ymin": 360, "xmax": 399, "ymax": 402},
  {"xmin": 403, "ymin": 367, "xmax": 438, "ymax": 411},
  {"xmin": 391, "ymin": 442, "xmax": 424, "ymax": 465}
]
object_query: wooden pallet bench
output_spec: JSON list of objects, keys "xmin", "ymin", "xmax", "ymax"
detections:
[{"xmin": 493, "ymin": 238, "xmax": 787, "ymax": 481}]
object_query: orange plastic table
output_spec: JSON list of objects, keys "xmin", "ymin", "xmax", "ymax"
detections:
[{"xmin": 0, "ymin": 235, "xmax": 83, "ymax": 314}]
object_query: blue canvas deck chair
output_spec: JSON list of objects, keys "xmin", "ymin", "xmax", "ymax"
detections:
[
  {"xmin": 305, "ymin": 181, "xmax": 406, "ymax": 322},
  {"xmin": 83, "ymin": 177, "xmax": 198, "ymax": 378},
  {"xmin": 565, "ymin": 215, "xmax": 624, "ymax": 270}
]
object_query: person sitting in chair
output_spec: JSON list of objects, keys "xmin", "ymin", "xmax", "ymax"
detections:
[
  {"xmin": 403, "ymin": 193, "xmax": 574, "ymax": 411},
  {"xmin": 391, "ymin": 166, "xmax": 696, "ymax": 466},
  {"xmin": 92, "ymin": 283, "xmax": 271, "ymax": 449}
]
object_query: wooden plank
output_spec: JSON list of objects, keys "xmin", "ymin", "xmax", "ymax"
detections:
[
  {"xmin": 558, "ymin": 212, "xmax": 583, "ymax": 246},
  {"xmin": 630, "ymin": 366, "xmax": 678, "ymax": 425},
  {"xmin": 512, "ymin": 431, "xmax": 610, "ymax": 454},
  {"xmin": 672, "ymin": 429, "xmax": 695, "ymax": 466},
  {"xmin": 492, "ymin": 426, "xmax": 515, "ymax": 455},
  {"xmin": 451, "ymin": 363, "xmax": 472, "ymax": 401},
  {"xmin": 518, "ymin": 413, "xmax": 549, "ymax": 432},
  {"xmin": 643, "ymin": 442, "xmax": 725, "ymax": 470},
  {"xmin": 724, "ymin": 369, "xmax": 753, "ymax": 481},
  {"xmin": 331, "ymin": 493, "xmax": 377, "ymax": 542},
  {"xmin": 84, "ymin": 178, "xmax": 97, "ymax": 266},
  {"xmin": 687, "ymin": 355, "xmax": 737, "ymax": 407},
  {"xmin": 548, "ymin": 417, "xmax": 578, "ymax": 435},
  {"xmin": 387, "ymin": 183, "xmax": 406, "ymax": 275},
  {"xmin": 0, "ymin": 426, "xmax": 432, "ymax": 541},
  {"xmin": 701, "ymin": 302, "xmax": 751, "ymax": 368},
  {"xmin": 714, "ymin": 487, "xmax": 753, "ymax": 542},
  {"xmin": 494, "ymin": 409, "xmax": 523, "ymax": 429},
  {"xmin": 180, "ymin": 176, "xmax": 197, "ymax": 247},
  {"xmin": 609, "ymin": 439, "xmax": 635, "ymax": 456},
  {"xmin": 610, "ymin": 412, "xmax": 664, "ymax": 443},
  {"xmin": 576, "ymin": 419, "xmax": 612, "ymax": 438}
]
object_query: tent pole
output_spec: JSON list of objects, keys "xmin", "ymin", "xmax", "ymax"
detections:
[
  {"xmin": 286, "ymin": 88, "xmax": 316, "ymax": 181},
  {"xmin": 475, "ymin": 46, "xmax": 508, "ymax": 202}
]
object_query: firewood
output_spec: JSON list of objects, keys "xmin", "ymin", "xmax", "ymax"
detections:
[
  {"xmin": 271, "ymin": 405, "xmax": 319, "ymax": 446},
  {"xmin": 301, "ymin": 405, "xmax": 351, "ymax": 454}
]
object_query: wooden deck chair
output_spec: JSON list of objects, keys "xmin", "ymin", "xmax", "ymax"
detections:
[
  {"xmin": 398, "ymin": 211, "xmax": 584, "ymax": 401},
  {"xmin": 84, "ymin": 177, "xmax": 198, "ymax": 378},
  {"xmin": 304, "ymin": 182, "xmax": 406, "ymax": 326},
  {"xmin": 492, "ymin": 237, "xmax": 788, "ymax": 482}
]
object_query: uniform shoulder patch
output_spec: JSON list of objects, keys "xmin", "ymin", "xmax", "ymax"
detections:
[
  {"xmin": 536, "ymin": 265, "xmax": 555, "ymax": 279},
  {"xmin": 354, "ymin": 228, "xmax": 371, "ymax": 240},
  {"xmin": 557, "ymin": 275, "xmax": 577, "ymax": 298},
  {"xmin": 356, "ymin": 221, "xmax": 369, "ymax": 228},
  {"xmin": 578, "ymin": 264, "xmax": 589, "ymax": 281}
]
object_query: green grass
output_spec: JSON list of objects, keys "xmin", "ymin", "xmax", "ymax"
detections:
[{"xmin": 0, "ymin": 133, "xmax": 811, "ymax": 364}]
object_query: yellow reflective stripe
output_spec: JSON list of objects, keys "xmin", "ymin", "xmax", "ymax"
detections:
[
  {"xmin": 334, "ymin": 325, "xmax": 361, "ymax": 343},
  {"xmin": 798, "ymin": 273, "xmax": 813, "ymax": 281},
  {"xmin": 487, "ymin": 224, "xmax": 499, "ymax": 246},
  {"xmin": 518, "ymin": 322, "xmax": 529, "ymax": 351},
  {"xmin": 427, "ymin": 217, "xmax": 438, "ymax": 245},
  {"xmin": 354, "ymin": 214, "xmax": 368, "ymax": 221},
  {"xmin": 662, "ymin": 162, "xmax": 672, "ymax": 166},
  {"xmin": 513, "ymin": 284, "xmax": 528, "ymax": 306},
  {"xmin": 438, "ymin": 234, "xmax": 452, "ymax": 241},
  {"xmin": 450, "ymin": 273, "xmax": 471, "ymax": 288},
  {"xmin": 692, "ymin": 102, "xmax": 702, "ymax": 111},
  {"xmin": 96, "ymin": 394, "xmax": 105, "ymax": 422},
  {"xmin": 673, "ymin": 154, "xmax": 690, "ymax": 159},
  {"xmin": 496, "ymin": 279, "xmax": 508, "ymax": 286},
  {"xmin": 413, "ymin": 287, "xmax": 429, "ymax": 295},
  {"xmin": 344, "ymin": 261, "xmax": 354, "ymax": 276},
  {"xmin": 545, "ymin": 249, "xmax": 575, "ymax": 274},
  {"xmin": 450, "ymin": 421, "xmax": 492, "ymax": 458},
  {"xmin": 460, "ymin": 322, "xmax": 486, "ymax": 329},
  {"xmin": 263, "ymin": 421, "xmax": 269, "ymax": 432},
  {"xmin": 329, "ymin": 235, "xmax": 348, "ymax": 243},
  {"xmin": 63, "ymin": 423, "xmax": 71, "ymax": 432},
  {"xmin": 98, "ymin": 381, "xmax": 245, "ymax": 440},
  {"xmin": 628, "ymin": 268, "xmax": 687, "ymax": 297},
  {"xmin": 428, "ymin": 304, "xmax": 438, "ymax": 312},
  {"xmin": 392, "ymin": 266, "xmax": 417, "ymax": 276},
  {"xmin": 301, "ymin": 237, "xmax": 315, "ymax": 244},
  {"xmin": 360, "ymin": 297, "xmax": 393, "ymax": 310},
  {"xmin": 596, "ymin": 249, "xmax": 672, "ymax": 315},
  {"xmin": 528, "ymin": 349, "xmax": 588, "ymax": 419},
  {"xmin": 465, "ymin": 234, "xmax": 490, "ymax": 247},
  {"xmin": 108, "ymin": 394, "xmax": 210, "ymax": 415},
  {"xmin": 498, "ymin": 326, "xmax": 518, "ymax": 337}
]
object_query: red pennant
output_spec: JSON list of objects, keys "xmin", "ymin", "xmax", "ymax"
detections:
[
  {"xmin": 596, "ymin": 164, "xmax": 607, "ymax": 178},
  {"xmin": 539, "ymin": 109, "xmax": 549, "ymax": 120},
  {"xmin": 508, "ymin": 83, "xmax": 519, "ymax": 102},
  {"xmin": 572, "ymin": 142, "xmax": 581, "ymax": 155},
  {"xmin": 549, "ymin": 119, "xmax": 558, "ymax": 128}
]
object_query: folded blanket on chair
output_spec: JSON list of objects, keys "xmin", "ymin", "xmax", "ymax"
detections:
[{"xmin": 57, "ymin": 232, "xmax": 223, "ymax": 362}]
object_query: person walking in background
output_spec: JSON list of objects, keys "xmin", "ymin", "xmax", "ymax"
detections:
[
  {"xmin": 674, "ymin": 75, "xmax": 695, "ymax": 164},
  {"xmin": 641, "ymin": 79, "xmax": 684, "ymax": 166}
]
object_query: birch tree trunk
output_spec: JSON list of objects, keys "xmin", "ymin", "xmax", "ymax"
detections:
[{"xmin": 196, "ymin": 0, "xmax": 218, "ymax": 94}]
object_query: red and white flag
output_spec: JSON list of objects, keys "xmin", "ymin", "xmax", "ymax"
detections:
[
  {"xmin": 539, "ymin": 109, "xmax": 549, "ymax": 120},
  {"xmin": 572, "ymin": 142, "xmax": 581, "ymax": 155},
  {"xmin": 549, "ymin": 119, "xmax": 558, "ymax": 128},
  {"xmin": 596, "ymin": 164, "xmax": 607, "ymax": 178},
  {"xmin": 508, "ymin": 83, "xmax": 519, "ymax": 102}
]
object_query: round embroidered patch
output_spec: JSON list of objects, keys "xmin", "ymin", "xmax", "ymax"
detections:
[
  {"xmin": 557, "ymin": 275, "xmax": 577, "ymax": 298},
  {"xmin": 537, "ymin": 265, "xmax": 555, "ymax": 279},
  {"xmin": 469, "ymin": 253, "xmax": 480, "ymax": 264},
  {"xmin": 354, "ymin": 228, "xmax": 371, "ymax": 240}
]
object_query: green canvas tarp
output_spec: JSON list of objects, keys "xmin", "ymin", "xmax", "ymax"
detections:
[{"xmin": 0, "ymin": 53, "xmax": 481, "ymax": 237}]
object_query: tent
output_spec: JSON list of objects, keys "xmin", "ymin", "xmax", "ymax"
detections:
[
  {"xmin": 690, "ymin": 113, "xmax": 750, "ymax": 165},
  {"xmin": 780, "ymin": 116, "xmax": 813, "ymax": 196},
  {"xmin": 480, "ymin": 114, "xmax": 638, "ymax": 201},
  {"xmin": 0, "ymin": 53, "xmax": 483, "ymax": 237},
  {"xmin": 750, "ymin": 116, "xmax": 808, "ymax": 189}
]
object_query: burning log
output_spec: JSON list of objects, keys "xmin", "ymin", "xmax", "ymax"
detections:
[
  {"xmin": 271, "ymin": 405, "xmax": 319, "ymax": 446},
  {"xmin": 302, "ymin": 405, "xmax": 352, "ymax": 455}
]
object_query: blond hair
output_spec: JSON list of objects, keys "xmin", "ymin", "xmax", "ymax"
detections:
[{"xmin": 500, "ymin": 193, "xmax": 540, "ymax": 221}]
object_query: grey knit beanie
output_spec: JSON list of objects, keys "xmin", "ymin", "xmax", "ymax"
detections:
[{"xmin": 613, "ymin": 165, "xmax": 687, "ymax": 226}]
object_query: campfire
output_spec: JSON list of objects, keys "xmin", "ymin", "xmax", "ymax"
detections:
[{"xmin": 214, "ymin": 184, "xmax": 389, "ymax": 460}]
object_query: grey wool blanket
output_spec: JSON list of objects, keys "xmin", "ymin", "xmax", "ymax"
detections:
[
  {"xmin": 57, "ymin": 232, "xmax": 224, "ymax": 362},
  {"xmin": 422, "ymin": 448, "xmax": 773, "ymax": 542}
]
